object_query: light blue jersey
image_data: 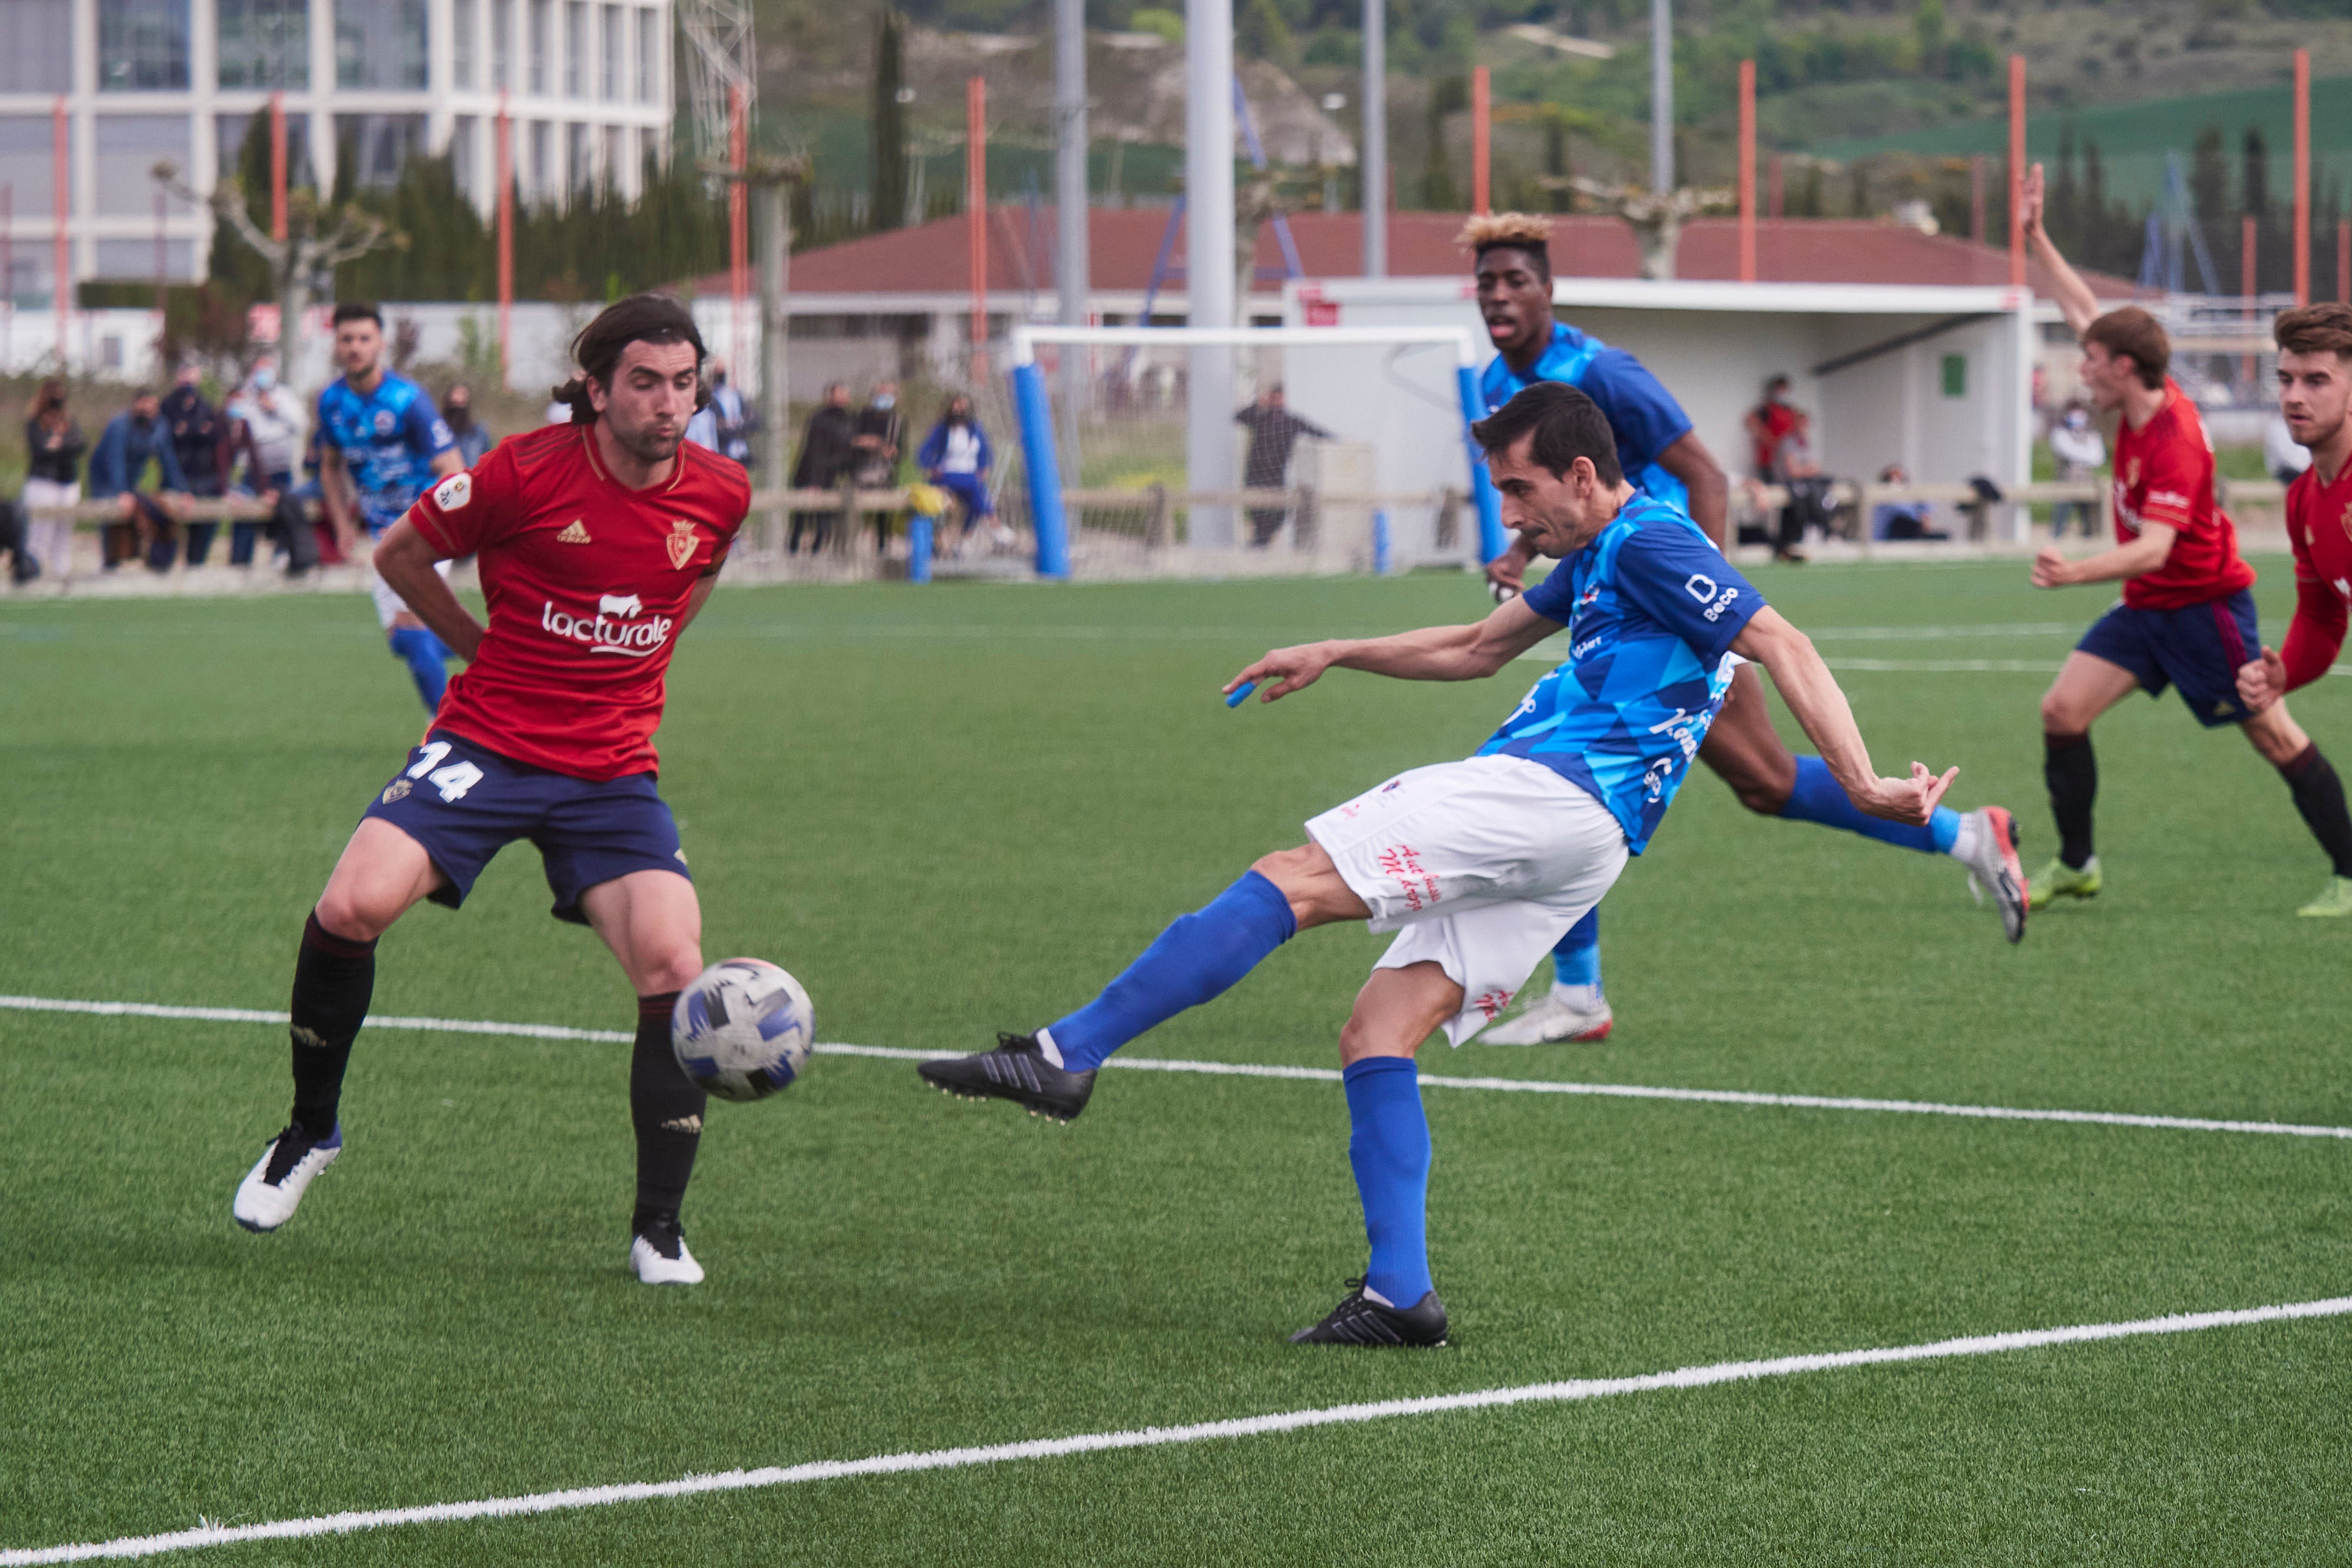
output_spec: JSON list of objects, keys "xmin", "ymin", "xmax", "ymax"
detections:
[
  {"xmin": 1479, "ymin": 322, "xmax": 1695, "ymax": 512},
  {"xmin": 1478, "ymin": 494, "xmax": 1762, "ymax": 852},
  {"xmin": 315, "ymin": 370, "xmax": 456, "ymax": 534}
]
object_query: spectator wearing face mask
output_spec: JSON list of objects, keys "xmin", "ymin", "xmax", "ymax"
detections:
[
  {"xmin": 225, "ymin": 359, "xmax": 319, "ymax": 574},
  {"xmin": 161, "ymin": 364, "xmax": 230, "ymax": 566},
  {"xmin": 443, "ymin": 383, "xmax": 493, "ymax": 467},
  {"xmin": 853, "ymin": 381, "xmax": 906, "ymax": 553},
  {"xmin": 87, "ymin": 389, "xmax": 192, "ymax": 571},
  {"xmin": 918, "ymin": 394, "xmax": 998, "ymax": 547}
]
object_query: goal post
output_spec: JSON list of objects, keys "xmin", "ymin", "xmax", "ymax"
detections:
[{"xmin": 1006, "ymin": 323, "xmax": 1508, "ymax": 579}]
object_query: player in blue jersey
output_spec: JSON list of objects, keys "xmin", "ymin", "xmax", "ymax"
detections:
[
  {"xmin": 315, "ymin": 302, "xmax": 464, "ymax": 714},
  {"xmin": 1459, "ymin": 215, "xmax": 2026, "ymax": 1046},
  {"xmin": 916, "ymin": 384, "xmax": 1954, "ymax": 1345}
]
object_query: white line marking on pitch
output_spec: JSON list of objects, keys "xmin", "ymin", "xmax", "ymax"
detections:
[
  {"xmin": 8, "ymin": 1292, "xmax": 2348, "ymax": 1565},
  {"xmin": 9, "ymin": 994, "xmax": 2351, "ymax": 1144}
]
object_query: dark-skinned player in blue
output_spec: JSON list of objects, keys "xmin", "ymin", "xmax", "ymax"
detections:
[{"xmin": 1461, "ymin": 214, "xmax": 2026, "ymax": 1045}]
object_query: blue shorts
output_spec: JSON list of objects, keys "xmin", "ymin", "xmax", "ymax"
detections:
[
  {"xmin": 2076, "ymin": 589, "xmax": 2260, "ymax": 728},
  {"xmin": 362, "ymin": 731, "xmax": 690, "ymax": 924},
  {"xmin": 936, "ymin": 472, "xmax": 993, "ymax": 519}
]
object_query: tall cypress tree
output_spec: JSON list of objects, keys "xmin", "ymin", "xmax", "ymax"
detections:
[{"xmin": 874, "ymin": 11, "xmax": 908, "ymax": 232}]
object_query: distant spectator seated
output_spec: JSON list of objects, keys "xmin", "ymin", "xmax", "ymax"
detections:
[
  {"xmin": 87, "ymin": 389, "xmax": 191, "ymax": 572},
  {"xmin": 162, "ymin": 364, "xmax": 230, "ymax": 567},
  {"xmin": 1869, "ymin": 464, "xmax": 1948, "ymax": 541},
  {"xmin": 707, "ymin": 361, "xmax": 757, "ymax": 465},
  {"xmin": 918, "ymin": 395, "xmax": 1003, "ymax": 551},
  {"xmin": 1234, "ymin": 385, "xmax": 1332, "ymax": 547},
  {"xmin": 224, "ymin": 359, "xmax": 319, "ymax": 576},
  {"xmin": 1769, "ymin": 410, "xmax": 1830, "ymax": 563},
  {"xmin": 790, "ymin": 382, "xmax": 858, "ymax": 554},
  {"xmin": 2048, "ymin": 404, "xmax": 2106, "ymax": 537}
]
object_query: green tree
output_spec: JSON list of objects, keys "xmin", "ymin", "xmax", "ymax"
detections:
[{"xmin": 874, "ymin": 10, "xmax": 909, "ymax": 232}]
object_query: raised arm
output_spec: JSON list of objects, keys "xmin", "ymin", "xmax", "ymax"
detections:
[
  {"xmin": 1225, "ymin": 594, "xmax": 1561, "ymax": 703},
  {"xmin": 2020, "ymin": 163, "xmax": 2102, "ymax": 339},
  {"xmin": 1729, "ymin": 606, "xmax": 1954, "ymax": 824}
]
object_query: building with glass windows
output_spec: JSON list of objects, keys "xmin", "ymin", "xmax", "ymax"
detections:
[{"xmin": 0, "ymin": 0, "xmax": 674, "ymax": 300}]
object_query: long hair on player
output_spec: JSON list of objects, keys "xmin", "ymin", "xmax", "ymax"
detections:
[
  {"xmin": 1456, "ymin": 212, "xmax": 1555, "ymax": 280},
  {"xmin": 552, "ymin": 293, "xmax": 714, "ymax": 425}
]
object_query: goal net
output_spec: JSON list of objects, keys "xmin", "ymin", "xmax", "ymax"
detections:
[{"xmin": 969, "ymin": 324, "xmax": 1504, "ymax": 580}]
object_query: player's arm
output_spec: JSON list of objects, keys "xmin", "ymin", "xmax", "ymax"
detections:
[
  {"xmin": 1226, "ymin": 595, "xmax": 1559, "ymax": 701},
  {"xmin": 318, "ymin": 446, "xmax": 362, "ymax": 556},
  {"xmin": 2032, "ymin": 522, "xmax": 2175, "ymax": 587},
  {"xmin": 1655, "ymin": 432, "xmax": 1729, "ymax": 549},
  {"xmin": 1730, "ymin": 606, "xmax": 1954, "ymax": 824},
  {"xmin": 372, "ymin": 518, "xmax": 485, "ymax": 661},
  {"xmin": 2243, "ymin": 557, "xmax": 2350, "ymax": 708},
  {"xmin": 2020, "ymin": 163, "xmax": 2102, "ymax": 339}
]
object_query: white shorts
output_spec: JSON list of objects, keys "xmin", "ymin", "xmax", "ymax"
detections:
[
  {"xmin": 369, "ymin": 558, "xmax": 452, "ymax": 630},
  {"xmin": 1305, "ymin": 754, "xmax": 1629, "ymax": 1047}
]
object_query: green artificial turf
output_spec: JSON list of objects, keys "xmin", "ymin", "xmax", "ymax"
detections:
[{"xmin": 4, "ymin": 563, "xmax": 2350, "ymax": 1564}]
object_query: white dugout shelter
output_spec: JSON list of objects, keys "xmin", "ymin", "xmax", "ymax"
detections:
[{"xmin": 1280, "ymin": 277, "xmax": 2038, "ymax": 562}]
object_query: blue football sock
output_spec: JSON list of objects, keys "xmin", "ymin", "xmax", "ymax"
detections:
[
  {"xmin": 1550, "ymin": 905, "xmax": 1602, "ymax": 991},
  {"xmin": 1343, "ymin": 1057, "xmax": 1434, "ymax": 1306},
  {"xmin": 389, "ymin": 627, "xmax": 449, "ymax": 714},
  {"xmin": 1047, "ymin": 870, "xmax": 1297, "ymax": 1072},
  {"xmin": 1781, "ymin": 754, "xmax": 1960, "ymax": 855}
]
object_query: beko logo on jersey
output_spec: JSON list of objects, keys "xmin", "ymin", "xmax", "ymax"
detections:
[
  {"xmin": 1684, "ymin": 572, "xmax": 1740, "ymax": 621},
  {"xmin": 540, "ymin": 590, "xmax": 674, "ymax": 656}
]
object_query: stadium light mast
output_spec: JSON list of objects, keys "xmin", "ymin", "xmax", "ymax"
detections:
[
  {"xmin": 1186, "ymin": 0, "xmax": 1238, "ymax": 546},
  {"xmin": 1649, "ymin": 0, "xmax": 1672, "ymax": 193},
  {"xmin": 1362, "ymin": 0, "xmax": 1384, "ymax": 276}
]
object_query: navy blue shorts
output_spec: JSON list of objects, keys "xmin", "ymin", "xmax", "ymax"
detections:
[
  {"xmin": 2076, "ymin": 589, "xmax": 2261, "ymax": 728},
  {"xmin": 362, "ymin": 731, "xmax": 689, "ymax": 924}
]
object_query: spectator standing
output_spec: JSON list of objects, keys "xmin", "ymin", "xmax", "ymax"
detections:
[
  {"xmin": 1767, "ymin": 409, "xmax": 1826, "ymax": 563},
  {"xmin": 853, "ymin": 380, "xmax": 906, "ymax": 553},
  {"xmin": 161, "ymin": 364, "xmax": 230, "ymax": 566},
  {"xmin": 790, "ymin": 382, "xmax": 858, "ymax": 554},
  {"xmin": 225, "ymin": 357, "xmax": 312, "ymax": 569},
  {"xmin": 917, "ymin": 394, "xmax": 997, "ymax": 549},
  {"xmin": 1233, "ymin": 385, "xmax": 1332, "ymax": 546},
  {"xmin": 707, "ymin": 360, "xmax": 757, "ymax": 465},
  {"xmin": 2049, "ymin": 404, "xmax": 2107, "ymax": 537},
  {"xmin": 21, "ymin": 379, "xmax": 87, "ymax": 581},
  {"xmin": 443, "ymin": 383, "xmax": 493, "ymax": 467},
  {"xmin": 86, "ymin": 389, "xmax": 191, "ymax": 571}
]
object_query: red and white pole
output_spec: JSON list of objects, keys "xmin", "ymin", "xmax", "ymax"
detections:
[
  {"xmin": 968, "ymin": 74, "xmax": 988, "ymax": 369},
  {"xmin": 1471, "ymin": 66, "xmax": 1490, "ymax": 216},
  {"xmin": 2294, "ymin": 46, "xmax": 2311, "ymax": 306},
  {"xmin": 496, "ymin": 99, "xmax": 513, "ymax": 387},
  {"xmin": 1737, "ymin": 58, "xmax": 1756, "ymax": 283},
  {"xmin": 269, "ymin": 92, "xmax": 288, "ymax": 241},
  {"xmin": 2007, "ymin": 56, "xmax": 2026, "ymax": 292}
]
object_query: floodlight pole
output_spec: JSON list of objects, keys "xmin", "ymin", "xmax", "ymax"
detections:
[
  {"xmin": 1649, "ymin": 0, "xmax": 1672, "ymax": 193},
  {"xmin": 1361, "ymin": 0, "xmax": 1384, "ymax": 277},
  {"xmin": 1185, "ymin": 0, "xmax": 1237, "ymax": 547}
]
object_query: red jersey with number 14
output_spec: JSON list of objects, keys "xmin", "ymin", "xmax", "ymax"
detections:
[
  {"xmin": 2110, "ymin": 378, "xmax": 2256, "ymax": 610},
  {"xmin": 407, "ymin": 424, "xmax": 750, "ymax": 781}
]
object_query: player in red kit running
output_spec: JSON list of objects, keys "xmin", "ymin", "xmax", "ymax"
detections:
[
  {"xmin": 2020, "ymin": 168, "xmax": 2350, "ymax": 913},
  {"xmin": 230, "ymin": 295, "xmax": 753, "ymax": 1283},
  {"xmin": 2234, "ymin": 303, "xmax": 2352, "ymax": 917}
]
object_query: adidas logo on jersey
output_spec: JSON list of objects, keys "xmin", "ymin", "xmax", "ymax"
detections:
[{"xmin": 556, "ymin": 520, "xmax": 592, "ymax": 543}]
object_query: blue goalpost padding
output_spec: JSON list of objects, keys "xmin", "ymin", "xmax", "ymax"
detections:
[
  {"xmin": 1010, "ymin": 362, "xmax": 1072, "ymax": 580},
  {"xmin": 1455, "ymin": 364, "xmax": 1507, "ymax": 565}
]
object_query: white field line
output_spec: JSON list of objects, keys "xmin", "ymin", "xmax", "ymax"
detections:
[
  {"xmin": 8, "ymin": 1293, "xmax": 2350, "ymax": 1566},
  {"xmin": 11, "ymin": 995, "xmax": 2352, "ymax": 1144}
]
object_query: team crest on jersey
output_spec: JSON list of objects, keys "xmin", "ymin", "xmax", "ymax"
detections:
[
  {"xmin": 2338, "ymin": 500, "xmax": 2352, "ymax": 542},
  {"xmin": 431, "ymin": 472, "xmax": 472, "ymax": 511},
  {"xmin": 666, "ymin": 519, "xmax": 699, "ymax": 569},
  {"xmin": 381, "ymin": 778, "xmax": 413, "ymax": 804},
  {"xmin": 374, "ymin": 409, "xmax": 396, "ymax": 435}
]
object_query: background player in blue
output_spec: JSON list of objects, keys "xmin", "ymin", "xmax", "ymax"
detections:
[
  {"xmin": 914, "ymin": 385, "xmax": 1955, "ymax": 1346},
  {"xmin": 1460, "ymin": 213, "xmax": 2027, "ymax": 1047},
  {"xmin": 315, "ymin": 302, "xmax": 463, "ymax": 714}
]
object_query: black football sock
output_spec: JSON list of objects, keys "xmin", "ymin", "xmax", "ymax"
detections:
[
  {"xmin": 288, "ymin": 912, "xmax": 377, "ymax": 1139},
  {"xmin": 2280, "ymin": 743, "xmax": 2352, "ymax": 878},
  {"xmin": 2044, "ymin": 730, "xmax": 2097, "ymax": 871},
  {"xmin": 630, "ymin": 992, "xmax": 705, "ymax": 1233}
]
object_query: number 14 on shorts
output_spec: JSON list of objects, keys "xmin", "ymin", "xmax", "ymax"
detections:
[{"xmin": 406, "ymin": 740, "xmax": 484, "ymax": 803}]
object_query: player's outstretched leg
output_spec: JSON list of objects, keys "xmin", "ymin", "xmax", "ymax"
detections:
[
  {"xmin": 1482, "ymin": 907, "xmax": 1611, "ymax": 1045},
  {"xmin": 1293, "ymin": 965, "xmax": 1451, "ymax": 1349},
  {"xmin": 387, "ymin": 625, "xmax": 450, "ymax": 714},
  {"xmin": 918, "ymin": 865, "xmax": 1304, "ymax": 1121}
]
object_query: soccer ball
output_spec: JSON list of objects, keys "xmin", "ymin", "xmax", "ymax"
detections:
[{"xmin": 670, "ymin": 958, "xmax": 815, "ymax": 1103}]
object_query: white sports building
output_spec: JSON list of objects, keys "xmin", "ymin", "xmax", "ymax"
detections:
[{"xmin": 0, "ymin": 0, "xmax": 674, "ymax": 302}]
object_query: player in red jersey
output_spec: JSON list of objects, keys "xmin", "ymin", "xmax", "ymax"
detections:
[
  {"xmin": 2021, "ymin": 167, "xmax": 2350, "ymax": 913},
  {"xmin": 2234, "ymin": 303, "xmax": 2352, "ymax": 917},
  {"xmin": 230, "ymin": 295, "xmax": 754, "ymax": 1283}
]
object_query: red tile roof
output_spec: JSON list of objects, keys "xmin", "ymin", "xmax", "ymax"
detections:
[{"xmin": 691, "ymin": 208, "xmax": 2139, "ymax": 300}]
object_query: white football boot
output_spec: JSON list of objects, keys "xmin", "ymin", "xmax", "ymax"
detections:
[
  {"xmin": 232, "ymin": 1123, "xmax": 342, "ymax": 1232},
  {"xmin": 630, "ymin": 1222, "xmax": 705, "ymax": 1285},
  {"xmin": 1480, "ymin": 990, "xmax": 1614, "ymax": 1045},
  {"xmin": 1951, "ymin": 805, "xmax": 2029, "ymax": 945}
]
